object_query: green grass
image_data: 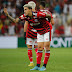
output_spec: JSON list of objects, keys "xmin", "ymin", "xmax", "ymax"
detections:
[{"xmin": 0, "ymin": 48, "xmax": 72, "ymax": 72}]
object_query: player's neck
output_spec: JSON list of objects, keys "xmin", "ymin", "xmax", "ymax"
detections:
[
  {"xmin": 28, "ymin": 12, "xmax": 32, "ymax": 17},
  {"xmin": 32, "ymin": 9, "xmax": 36, "ymax": 12},
  {"xmin": 40, "ymin": 7, "xmax": 45, "ymax": 10}
]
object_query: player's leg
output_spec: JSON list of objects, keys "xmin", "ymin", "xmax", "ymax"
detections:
[
  {"xmin": 30, "ymin": 33, "xmax": 44, "ymax": 70},
  {"xmin": 39, "ymin": 31, "xmax": 51, "ymax": 71},
  {"xmin": 34, "ymin": 39, "xmax": 38, "ymax": 54},
  {"xmin": 43, "ymin": 29, "xmax": 53, "ymax": 62},
  {"xmin": 40, "ymin": 42, "xmax": 50, "ymax": 71},
  {"xmin": 37, "ymin": 42, "xmax": 44, "ymax": 66},
  {"xmin": 26, "ymin": 38, "xmax": 34, "ymax": 66},
  {"xmin": 42, "ymin": 47, "xmax": 46, "ymax": 62}
]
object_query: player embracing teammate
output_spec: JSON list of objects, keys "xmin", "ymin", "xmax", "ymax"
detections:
[{"xmin": 3, "ymin": 1, "xmax": 54, "ymax": 71}]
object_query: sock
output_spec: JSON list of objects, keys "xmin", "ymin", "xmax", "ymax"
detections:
[
  {"xmin": 43, "ymin": 64, "xmax": 46, "ymax": 68},
  {"xmin": 34, "ymin": 48, "xmax": 38, "ymax": 54},
  {"xmin": 43, "ymin": 50, "xmax": 50, "ymax": 67},
  {"xmin": 36, "ymin": 50, "xmax": 43, "ymax": 67},
  {"xmin": 37, "ymin": 64, "xmax": 40, "ymax": 67},
  {"xmin": 28, "ymin": 48, "xmax": 33, "ymax": 63}
]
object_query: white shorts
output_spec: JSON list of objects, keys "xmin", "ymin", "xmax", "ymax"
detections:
[
  {"xmin": 37, "ymin": 31, "xmax": 52, "ymax": 42},
  {"xmin": 26, "ymin": 38, "xmax": 37, "ymax": 45}
]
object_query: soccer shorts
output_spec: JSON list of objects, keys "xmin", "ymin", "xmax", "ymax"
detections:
[
  {"xmin": 26, "ymin": 38, "xmax": 37, "ymax": 45},
  {"xmin": 37, "ymin": 31, "xmax": 52, "ymax": 42}
]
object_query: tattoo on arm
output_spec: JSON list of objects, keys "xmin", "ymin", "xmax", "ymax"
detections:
[
  {"xmin": 7, "ymin": 14, "xmax": 15, "ymax": 22},
  {"xmin": 7, "ymin": 15, "xmax": 21, "ymax": 23}
]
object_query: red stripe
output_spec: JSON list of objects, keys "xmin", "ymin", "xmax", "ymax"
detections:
[
  {"xmin": 26, "ymin": 25, "xmax": 37, "ymax": 38},
  {"xmin": 27, "ymin": 32, "xmax": 35, "ymax": 38},
  {"xmin": 23, "ymin": 14, "xmax": 24, "ymax": 17},
  {"xmin": 26, "ymin": 31, "xmax": 37, "ymax": 38},
  {"xmin": 28, "ymin": 30, "xmax": 37, "ymax": 36},
  {"xmin": 50, "ymin": 30, "xmax": 51, "ymax": 41}
]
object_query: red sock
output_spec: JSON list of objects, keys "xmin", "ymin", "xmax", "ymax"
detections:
[
  {"xmin": 37, "ymin": 50, "xmax": 43, "ymax": 64},
  {"xmin": 44, "ymin": 51, "xmax": 50, "ymax": 64},
  {"xmin": 34, "ymin": 48, "xmax": 38, "ymax": 54},
  {"xmin": 28, "ymin": 48, "xmax": 33, "ymax": 63}
]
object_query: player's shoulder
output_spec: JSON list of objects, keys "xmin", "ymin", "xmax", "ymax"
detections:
[
  {"xmin": 20, "ymin": 14, "xmax": 26, "ymax": 18},
  {"xmin": 19, "ymin": 14, "xmax": 28, "ymax": 20}
]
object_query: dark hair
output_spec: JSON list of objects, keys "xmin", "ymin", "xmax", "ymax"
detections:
[
  {"xmin": 40, "ymin": 1, "xmax": 45, "ymax": 7},
  {"xmin": 28, "ymin": 7, "xmax": 32, "ymax": 9}
]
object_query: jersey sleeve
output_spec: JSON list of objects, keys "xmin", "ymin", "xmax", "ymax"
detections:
[
  {"xmin": 47, "ymin": 11, "xmax": 53, "ymax": 18},
  {"xmin": 51, "ymin": 14, "xmax": 53, "ymax": 18},
  {"xmin": 37, "ymin": 11, "xmax": 46, "ymax": 18},
  {"xmin": 19, "ymin": 14, "xmax": 27, "ymax": 21}
]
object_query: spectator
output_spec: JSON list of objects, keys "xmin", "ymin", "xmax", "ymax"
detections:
[
  {"xmin": 17, "ymin": 23, "xmax": 23, "ymax": 34},
  {"xmin": 8, "ymin": 22, "xmax": 15, "ymax": 36},
  {"xmin": 54, "ymin": 1, "xmax": 61, "ymax": 14},
  {"xmin": 65, "ymin": 19, "xmax": 72, "ymax": 36},
  {"xmin": 54, "ymin": 24, "xmax": 64, "ymax": 37},
  {"xmin": 45, "ymin": 0, "xmax": 51, "ymax": 8},
  {"xmin": 0, "ymin": 20, "xmax": 3, "ymax": 35},
  {"xmin": 15, "ymin": 24, "xmax": 19, "ymax": 36},
  {"xmin": 1, "ymin": 23, "xmax": 8, "ymax": 36},
  {"xmin": 0, "ymin": 13, "xmax": 6, "ymax": 23},
  {"xmin": 0, "ymin": 0, "xmax": 72, "ymax": 37}
]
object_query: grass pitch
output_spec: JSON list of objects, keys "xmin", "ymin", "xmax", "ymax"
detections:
[{"xmin": 0, "ymin": 48, "xmax": 72, "ymax": 72}]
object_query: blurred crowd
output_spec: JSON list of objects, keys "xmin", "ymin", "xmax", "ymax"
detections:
[{"xmin": 0, "ymin": 0, "xmax": 72, "ymax": 37}]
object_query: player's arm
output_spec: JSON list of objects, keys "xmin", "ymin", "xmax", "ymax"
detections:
[
  {"xmin": 51, "ymin": 18, "xmax": 54, "ymax": 25},
  {"xmin": 46, "ymin": 13, "xmax": 51, "ymax": 18},
  {"xmin": 4, "ymin": 8, "xmax": 20, "ymax": 23},
  {"xmin": 37, "ymin": 11, "xmax": 51, "ymax": 18},
  {"xmin": 24, "ymin": 21, "xmax": 28, "ymax": 32},
  {"xmin": 24, "ymin": 21, "xmax": 28, "ymax": 40}
]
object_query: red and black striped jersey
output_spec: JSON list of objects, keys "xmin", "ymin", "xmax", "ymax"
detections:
[
  {"xmin": 19, "ymin": 11, "xmax": 52, "ymax": 35},
  {"xmin": 19, "ymin": 12, "xmax": 37, "ymax": 38},
  {"xmin": 26, "ymin": 24, "xmax": 37, "ymax": 38},
  {"xmin": 40, "ymin": 9, "xmax": 53, "ymax": 22}
]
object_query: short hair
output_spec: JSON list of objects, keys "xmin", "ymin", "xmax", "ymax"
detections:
[
  {"xmin": 28, "ymin": 1, "xmax": 36, "ymax": 9},
  {"xmin": 40, "ymin": 1, "xmax": 45, "ymax": 8},
  {"xmin": 23, "ymin": 4, "xmax": 32, "ymax": 9}
]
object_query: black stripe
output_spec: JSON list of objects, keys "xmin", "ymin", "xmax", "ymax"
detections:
[
  {"xmin": 28, "ymin": 33, "xmax": 35, "ymax": 38},
  {"xmin": 28, "ymin": 32, "xmax": 37, "ymax": 38},
  {"xmin": 49, "ymin": 31, "xmax": 50, "ymax": 41}
]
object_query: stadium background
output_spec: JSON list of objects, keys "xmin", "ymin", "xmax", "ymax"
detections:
[
  {"xmin": 0, "ymin": 0, "xmax": 72, "ymax": 48},
  {"xmin": 0, "ymin": 0, "xmax": 72, "ymax": 72}
]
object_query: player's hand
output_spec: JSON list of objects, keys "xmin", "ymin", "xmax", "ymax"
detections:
[{"xmin": 3, "ymin": 8, "xmax": 8, "ymax": 16}]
